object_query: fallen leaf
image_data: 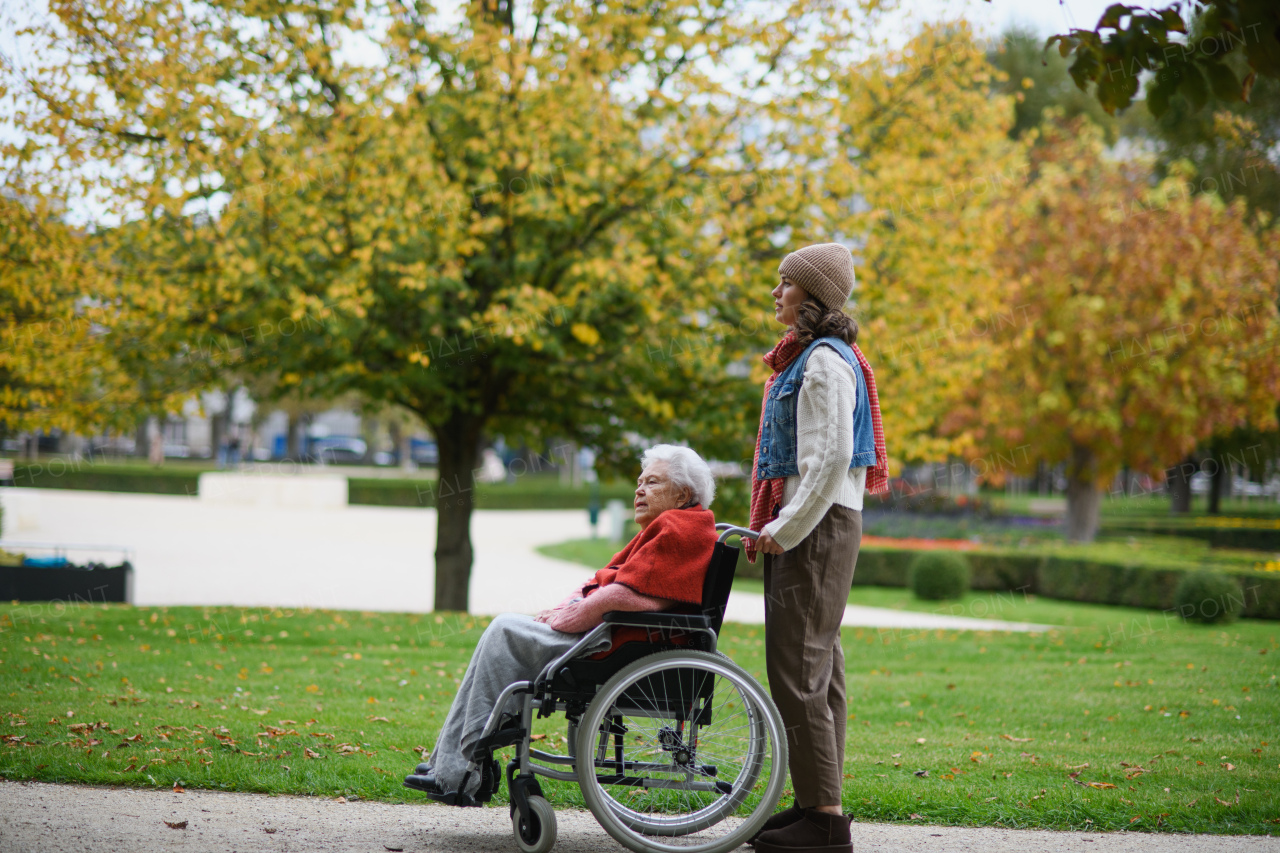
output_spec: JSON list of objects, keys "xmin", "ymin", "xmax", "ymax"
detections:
[
  {"xmin": 909, "ymin": 813, "xmax": 925, "ymax": 819},
  {"xmin": 1066, "ymin": 763, "xmax": 1090, "ymax": 770},
  {"xmin": 367, "ymin": 716, "xmax": 391, "ymax": 723},
  {"xmin": 263, "ymin": 828, "xmax": 277, "ymax": 834},
  {"xmin": 304, "ymin": 747, "xmax": 321, "ymax": 759},
  {"xmin": 1222, "ymin": 763, "xmax": 1236, "ymax": 771},
  {"xmin": 335, "ymin": 796, "xmax": 347, "ymax": 803},
  {"xmin": 914, "ymin": 770, "xmax": 929, "ymax": 777},
  {"xmin": 1087, "ymin": 782, "xmax": 1116, "ymax": 789},
  {"xmin": 384, "ymin": 848, "xmax": 404, "ymax": 852},
  {"xmin": 172, "ymin": 782, "xmax": 184, "ymax": 794},
  {"xmin": 530, "ymin": 734, "xmax": 547, "ymax": 741},
  {"xmin": 1001, "ymin": 734, "xmax": 1033, "ymax": 742},
  {"xmin": 163, "ymin": 820, "xmax": 187, "ymax": 829}
]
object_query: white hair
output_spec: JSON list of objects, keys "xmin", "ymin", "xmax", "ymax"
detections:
[{"xmin": 640, "ymin": 444, "xmax": 716, "ymax": 509}]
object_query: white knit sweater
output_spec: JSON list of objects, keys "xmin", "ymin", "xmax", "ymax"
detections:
[{"xmin": 762, "ymin": 346, "xmax": 866, "ymax": 551}]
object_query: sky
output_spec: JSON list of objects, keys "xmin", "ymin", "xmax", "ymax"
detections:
[{"xmin": 940, "ymin": 0, "xmax": 1121, "ymax": 36}]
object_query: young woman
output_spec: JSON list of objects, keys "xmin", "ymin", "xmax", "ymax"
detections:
[{"xmin": 746, "ymin": 243, "xmax": 888, "ymax": 853}]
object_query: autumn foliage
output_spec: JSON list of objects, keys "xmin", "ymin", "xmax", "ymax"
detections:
[{"xmin": 950, "ymin": 123, "xmax": 1280, "ymax": 539}]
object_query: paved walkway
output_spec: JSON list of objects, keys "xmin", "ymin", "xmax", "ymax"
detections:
[
  {"xmin": 0, "ymin": 489, "xmax": 1050, "ymax": 631},
  {"xmin": 3, "ymin": 781, "xmax": 1274, "ymax": 853}
]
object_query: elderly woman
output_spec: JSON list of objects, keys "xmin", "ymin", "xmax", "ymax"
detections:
[{"xmin": 404, "ymin": 444, "xmax": 718, "ymax": 804}]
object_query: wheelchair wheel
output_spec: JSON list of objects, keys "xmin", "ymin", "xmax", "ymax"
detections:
[
  {"xmin": 576, "ymin": 650, "xmax": 787, "ymax": 853},
  {"xmin": 512, "ymin": 794, "xmax": 556, "ymax": 853}
]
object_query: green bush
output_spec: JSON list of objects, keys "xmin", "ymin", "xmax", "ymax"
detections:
[
  {"xmin": 1174, "ymin": 571, "xmax": 1244, "ymax": 625},
  {"xmin": 908, "ymin": 551, "xmax": 971, "ymax": 600}
]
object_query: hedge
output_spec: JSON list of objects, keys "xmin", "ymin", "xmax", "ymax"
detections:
[
  {"xmin": 348, "ymin": 478, "xmax": 637, "ymax": 510},
  {"xmin": 11, "ymin": 463, "xmax": 200, "ymax": 496},
  {"xmin": 6, "ymin": 465, "xmax": 638, "ymax": 511},
  {"xmin": 735, "ymin": 545, "xmax": 1280, "ymax": 620},
  {"xmin": 1103, "ymin": 520, "xmax": 1280, "ymax": 552}
]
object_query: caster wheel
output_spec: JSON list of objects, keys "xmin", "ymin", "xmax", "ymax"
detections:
[{"xmin": 512, "ymin": 794, "xmax": 557, "ymax": 853}]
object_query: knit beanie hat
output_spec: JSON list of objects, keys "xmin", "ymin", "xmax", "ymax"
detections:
[{"xmin": 777, "ymin": 243, "xmax": 856, "ymax": 311}]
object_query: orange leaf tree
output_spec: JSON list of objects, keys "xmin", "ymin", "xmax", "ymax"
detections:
[{"xmin": 952, "ymin": 122, "xmax": 1280, "ymax": 540}]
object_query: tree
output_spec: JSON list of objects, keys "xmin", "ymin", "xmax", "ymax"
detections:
[
  {"xmin": 953, "ymin": 122, "xmax": 1280, "ymax": 540},
  {"xmin": 5, "ymin": 0, "xmax": 892, "ymax": 611},
  {"xmin": 1038, "ymin": 1, "xmax": 1280, "ymax": 117},
  {"xmin": 0, "ymin": 192, "xmax": 131, "ymax": 438},
  {"xmin": 827, "ymin": 24, "xmax": 1027, "ymax": 468},
  {"xmin": 988, "ymin": 27, "xmax": 1118, "ymax": 141}
]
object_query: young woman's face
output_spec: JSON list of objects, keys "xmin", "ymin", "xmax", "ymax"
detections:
[
  {"xmin": 772, "ymin": 276, "xmax": 808, "ymax": 327},
  {"xmin": 634, "ymin": 460, "xmax": 693, "ymax": 529}
]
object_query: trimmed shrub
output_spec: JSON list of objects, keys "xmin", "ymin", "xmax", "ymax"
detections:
[
  {"xmin": 841, "ymin": 546, "xmax": 1280, "ymax": 620},
  {"xmin": 909, "ymin": 551, "xmax": 971, "ymax": 600},
  {"xmin": 1174, "ymin": 571, "xmax": 1244, "ymax": 625}
]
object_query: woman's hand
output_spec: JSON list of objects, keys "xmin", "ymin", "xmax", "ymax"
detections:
[{"xmin": 756, "ymin": 531, "xmax": 785, "ymax": 555}]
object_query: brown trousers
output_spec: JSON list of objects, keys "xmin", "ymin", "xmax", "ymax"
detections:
[{"xmin": 762, "ymin": 504, "xmax": 861, "ymax": 808}]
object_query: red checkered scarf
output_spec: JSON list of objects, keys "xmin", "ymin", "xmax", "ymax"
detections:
[{"xmin": 746, "ymin": 330, "xmax": 889, "ymax": 562}]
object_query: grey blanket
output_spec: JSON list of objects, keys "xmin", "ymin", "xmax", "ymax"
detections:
[{"xmin": 425, "ymin": 613, "xmax": 611, "ymax": 796}]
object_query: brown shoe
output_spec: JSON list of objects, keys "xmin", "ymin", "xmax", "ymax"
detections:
[
  {"xmin": 748, "ymin": 804, "xmax": 804, "ymax": 846},
  {"xmin": 753, "ymin": 808, "xmax": 852, "ymax": 853}
]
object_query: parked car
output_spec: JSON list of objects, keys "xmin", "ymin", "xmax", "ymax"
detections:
[
  {"xmin": 409, "ymin": 437, "xmax": 439, "ymax": 466},
  {"xmin": 308, "ymin": 436, "xmax": 367, "ymax": 464}
]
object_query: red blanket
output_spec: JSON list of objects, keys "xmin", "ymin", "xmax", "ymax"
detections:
[
  {"xmin": 583, "ymin": 505, "xmax": 717, "ymax": 654},
  {"xmin": 583, "ymin": 505, "xmax": 716, "ymax": 605}
]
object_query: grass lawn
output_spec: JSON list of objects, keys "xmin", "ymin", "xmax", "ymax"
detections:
[{"xmin": 0, "ymin": 598, "xmax": 1276, "ymax": 835}]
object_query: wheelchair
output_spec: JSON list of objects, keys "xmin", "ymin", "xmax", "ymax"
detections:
[{"xmin": 455, "ymin": 524, "xmax": 787, "ymax": 853}]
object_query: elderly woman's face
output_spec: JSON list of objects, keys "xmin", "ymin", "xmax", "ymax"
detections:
[{"xmin": 634, "ymin": 460, "xmax": 693, "ymax": 529}]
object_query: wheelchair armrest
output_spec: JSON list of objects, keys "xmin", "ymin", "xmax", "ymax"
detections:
[{"xmin": 602, "ymin": 611, "xmax": 712, "ymax": 631}]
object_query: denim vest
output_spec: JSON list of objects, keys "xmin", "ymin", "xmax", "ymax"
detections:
[{"xmin": 756, "ymin": 336, "xmax": 877, "ymax": 480}]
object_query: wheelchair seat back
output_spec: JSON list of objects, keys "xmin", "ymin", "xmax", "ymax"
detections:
[
  {"xmin": 550, "ymin": 538, "xmax": 741, "ymax": 715},
  {"xmin": 699, "ymin": 540, "xmax": 740, "ymax": 633}
]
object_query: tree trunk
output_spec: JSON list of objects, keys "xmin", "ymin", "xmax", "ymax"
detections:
[
  {"xmin": 135, "ymin": 418, "xmax": 150, "ymax": 459},
  {"xmin": 210, "ymin": 407, "xmax": 226, "ymax": 466},
  {"xmin": 285, "ymin": 412, "xmax": 301, "ymax": 461},
  {"xmin": 1065, "ymin": 442, "xmax": 1101, "ymax": 543},
  {"xmin": 1168, "ymin": 453, "xmax": 1195, "ymax": 514},
  {"xmin": 433, "ymin": 414, "xmax": 480, "ymax": 612},
  {"xmin": 1207, "ymin": 445, "xmax": 1225, "ymax": 515}
]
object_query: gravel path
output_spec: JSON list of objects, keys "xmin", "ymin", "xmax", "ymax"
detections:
[
  {"xmin": 0, "ymin": 488, "xmax": 1051, "ymax": 631},
  {"xmin": 2, "ymin": 781, "xmax": 1275, "ymax": 853}
]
